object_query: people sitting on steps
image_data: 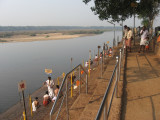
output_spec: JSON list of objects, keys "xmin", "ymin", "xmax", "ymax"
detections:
[{"xmin": 32, "ymin": 97, "xmax": 40, "ymax": 112}]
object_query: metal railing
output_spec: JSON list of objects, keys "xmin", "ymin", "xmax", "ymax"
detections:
[
  {"xmin": 50, "ymin": 64, "xmax": 88, "ymax": 120},
  {"xmin": 95, "ymin": 42, "xmax": 124, "ymax": 120}
]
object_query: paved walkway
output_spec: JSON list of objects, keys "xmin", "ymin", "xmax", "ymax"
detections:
[{"xmin": 122, "ymin": 38, "xmax": 160, "ymax": 120}]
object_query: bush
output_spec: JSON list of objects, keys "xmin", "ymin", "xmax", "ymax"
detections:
[{"xmin": 30, "ymin": 33, "xmax": 36, "ymax": 36}]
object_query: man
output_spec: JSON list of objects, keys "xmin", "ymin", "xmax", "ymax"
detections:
[
  {"xmin": 43, "ymin": 91, "xmax": 50, "ymax": 106},
  {"xmin": 123, "ymin": 25, "xmax": 128, "ymax": 52},
  {"xmin": 123, "ymin": 25, "xmax": 128, "ymax": 39},
  {"xmin": 52, "ymin": 85, "xmax": 59, "ymax": 102},
  {"xmin": 43, "ymin": 76, "xmax": 54, "ymax": 98},
  {"xmin": 126, "ymin": 27, "xmax": 133, "ymax": 52},
  {"xmin": 32, "ymin": 97, "xmax": 39, "ymax": 112},
  {"xmin": 139, "ymin": 26, "xmax": 149, "ymax": 53}
]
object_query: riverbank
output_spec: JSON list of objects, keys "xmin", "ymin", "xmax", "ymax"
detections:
[{"xmin": 0, "ymin": 32, "xmax": 94, "ymax": 43}]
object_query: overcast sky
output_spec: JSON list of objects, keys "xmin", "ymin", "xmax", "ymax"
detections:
[{"xmin": 0, "ymin": 0, "xmax": 159, "ymax": 27}]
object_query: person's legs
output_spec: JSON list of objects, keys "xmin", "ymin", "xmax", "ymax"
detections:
[{"xmin": 142, "ymin": 45, "xmax": 145, "ymax": 52}]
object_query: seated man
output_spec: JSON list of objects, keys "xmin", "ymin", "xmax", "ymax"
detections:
[
  {"xmin": 52, "ymin": 85, "xmax": 59, "ymax": 102},
  {"xmin": 43, "ymin": 91, "xmax": 50, "ymax": 106},
  {"xmin": 32, "ymin": 97, "xmax": 39, "ymax": 112}
]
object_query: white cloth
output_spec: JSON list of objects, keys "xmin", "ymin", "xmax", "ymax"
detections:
[
  {"xmin": 52, "ymin": 96, "xmax": 57, "ymax": 101},
  {"xmin": 45, "ymin": 80, "xmax": 54, "ymax": 98},
  {"xmin": 32, "ymin": 102, "xmax": 36, "ymax": 112},
  {"xmin": 95, "ymin": 55, "xmax": 98, "ymax": 59},
  {"xmin": 85, "ymin": 62, "xmax": 88, "ymax": 67},
  {"xmin": 140, "ymin": 30, "xmax": 149, "ymax": 45}
]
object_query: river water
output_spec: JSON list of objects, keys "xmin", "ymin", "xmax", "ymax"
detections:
[{"xmin": 0, "ymin": 31, "xmax": 122, "ymax": 113}]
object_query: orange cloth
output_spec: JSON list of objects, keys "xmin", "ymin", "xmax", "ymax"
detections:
[
  {"xmin": 43, "ymin": 100, "xmax": 49, "ymax": 106},
  {"xmin": 157, "ymin": 35, "xmax": 160, "ymax": 42},
  {"xmin": 145, "ymin": 45, "xmax": 149, "ymax": 49}
]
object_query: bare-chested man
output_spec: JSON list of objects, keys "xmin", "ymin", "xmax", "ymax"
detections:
[{"xmin": 52, "ymin": 85, "xmax": 59, "ymax": 102}]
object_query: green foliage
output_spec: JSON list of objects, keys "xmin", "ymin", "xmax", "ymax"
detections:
[
  {"xmin": 0, "ymin": 39, "xmax": 7, "ymax": 42},
  {"xmin": 45, "ymin": 35, "xmax": 50, "ymax": 38},
  {"xmin": 62, "ymin": 30, "xmax": 105, "ymax": 35},
  {"xmin": 141, "ymin": 18, "xmax": 150, "ymax": 28},
  {"xmin": 83, "ymin": 0, "xmax": 160, "ymax": 23},
  {"xmin": 0, "ymin": 33, "xmax": 13, "ymax": 38},
  {"xmin": 30, "ymin": 33, "xmax": 36, "ymax": 36}
]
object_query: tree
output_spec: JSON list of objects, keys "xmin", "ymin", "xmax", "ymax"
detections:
[
  {"xmin": 83, "ymin": 0, "xmax": 160, "ymax": 25},
  {"xmin": 136, "ymin": 0, "xmax": 160, "ymax": 34}
]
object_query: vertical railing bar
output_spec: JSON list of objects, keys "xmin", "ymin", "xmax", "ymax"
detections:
[{"xmin": 79, "ymin": 66, "xmax": 81, "ymax": 95}]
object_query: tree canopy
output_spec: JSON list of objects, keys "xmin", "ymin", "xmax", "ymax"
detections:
[{"xmin": 83, "ymin": 0, "xmax": 160, "ymax": 24}]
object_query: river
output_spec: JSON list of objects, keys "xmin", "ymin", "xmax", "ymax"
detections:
[{"xmin": 0, "ymin": 31, "xmax": 122, "ymax": 113}]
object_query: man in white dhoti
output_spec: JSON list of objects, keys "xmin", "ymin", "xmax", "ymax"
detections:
[
  {"xmin": 139, "ymin": 26, "xmax": 149, "ymax": 53},
  {"xmin": 43, "ymin": 76, "xmax": 54, "ymax": 98}
]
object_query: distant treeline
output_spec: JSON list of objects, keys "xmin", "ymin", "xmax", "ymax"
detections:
[{"xmin": 0, "ymin": 26, "xmax": 121, "ymax": 32}]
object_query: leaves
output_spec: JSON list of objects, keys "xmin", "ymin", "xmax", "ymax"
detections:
[{"xmin": 83, "ymin": 0, "xmax": 160, "ymax": 23}]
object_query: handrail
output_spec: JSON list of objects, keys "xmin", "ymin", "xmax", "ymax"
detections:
[
  {"xmin": 95, "ymin": 59, "xmax": 118, "ymax": 120},
  {"xmin": 95, "ymin": 43, "xmax": 124, "ymax": 119},
  {"xmin": 50, "ymin": 64, "xmax": 88, "ymax": 120}
]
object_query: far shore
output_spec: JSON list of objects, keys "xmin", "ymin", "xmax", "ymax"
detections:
[{"xmin": 0, "ymin": 32, "xmax": 96, "ymax": 43}]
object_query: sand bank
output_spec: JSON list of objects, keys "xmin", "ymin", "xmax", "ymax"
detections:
[{"xmin": 0, "ymin": 33, "xmax": 94, "ymax": 43}]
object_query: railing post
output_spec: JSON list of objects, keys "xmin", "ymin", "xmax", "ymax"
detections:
[
  {"xmin": 79, "ymin": 66, "xmax": 81, "ymax": 95},
  {"xmin": 86, "ymin": 74, "xmax": 88, "ymax": 94},
  {"xmin": 101, "ymin": 55, "xmax": 103, "ymax": 78},
  {"xmin": 71, "ymin": 74, "xmax": 73, "ymax": 97},
  {"xmin": 66, "ymin": 79, "xmax": 69, "ymax": 120},
  {"xmin": 115, "ymin": 56, "xmax": 119, "ymax": 98},
  {"xmin": 119, "ymin": 49, "xmax": 122, "ymax": 82}
]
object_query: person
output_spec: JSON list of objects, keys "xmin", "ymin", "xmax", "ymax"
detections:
[
  {"xmin": 94, "ymin": 54, "xmax": 98, "ymax": 61},
  {"xmin": 32, "ymin": 97, "xmax": 39, "ymax": 112},
  {"xmin": 85, "ymin": 61, "xmax": 88, "ymax": 67},
  {"xmin": 126, "ymin": 27, "xmax": 133, "ymax": 52},
  {"xmin": 139, "ymin": 26, "xmax": 149, "ymax": 53},
  {"xmin": 43, "ymin": 76, "xmax": 54, "ymax": 98},
  {"xmin": 108, "ymin": 47, "xmax": 113, "ymax": 57},
  {"xmin": 123, "ymin": 25, "xmax": 128, "ymax": 52},
  {"xmin": 123, "ymin": 25, "xmax": 128, "ymax": 39},
  {"xmin": 52, "ymin": 85, "xmax": 59, "ymax": 102},
  {"xmin": 43, "ymin": 91, "xmax": 50, "ymax": 106}
]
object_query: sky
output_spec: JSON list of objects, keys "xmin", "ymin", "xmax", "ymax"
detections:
[{"xmin": 0, "ymin": 0, "xmax": 159, "ymax": 27}]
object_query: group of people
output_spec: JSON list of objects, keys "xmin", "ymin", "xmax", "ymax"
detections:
[
  {"xmin": 123, "ymin": 25, "xmax": 149, "ymax": 53},
  {"xmin": 32, "ymin": 76, "xmax": 60, "ymax": 112}
]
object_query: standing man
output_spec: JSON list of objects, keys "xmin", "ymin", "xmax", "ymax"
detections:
[
  {"xmin": 123, "ymin": 25, "xmax": 128, "ymax": 52},
  {"xmin": 139, "ymin": 26, "xmax": 149, "ymax": 53},
  {"xmin": 43, "ymin": 76, "xmax": 54, "ymax": 98},
  {"xmin": 126, "ymin": 27, "xmax": 133, "ymax": 52}
]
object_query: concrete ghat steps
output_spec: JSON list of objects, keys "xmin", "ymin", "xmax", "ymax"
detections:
[
  {"xmin": 77, "ymin": 60, "xmax": 116, "ymax": 120},
  {"xmin": 69, "ymin": 94, "xmax": 91, "ymax": 120}
]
